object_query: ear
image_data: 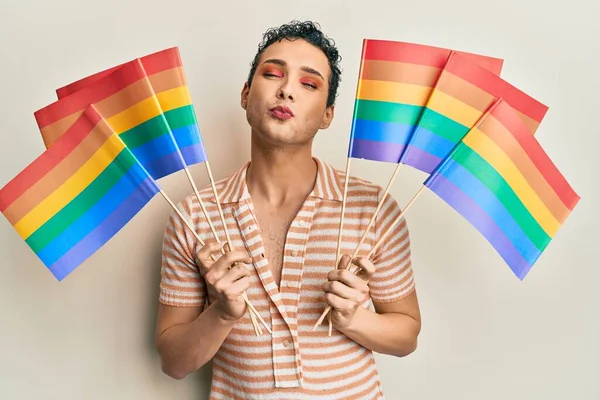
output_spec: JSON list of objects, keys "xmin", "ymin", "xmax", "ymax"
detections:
[
  {"xmin": 319, "ymin": 105, "xmax": 335, "ymax": 129},
  {"xmin": 240, "ymin": 82, "xmax": 250, "ymax": 110}
]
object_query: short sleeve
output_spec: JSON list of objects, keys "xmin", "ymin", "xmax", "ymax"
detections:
[
  {"xmin": 159, "ymin": 198, "xmax": 206, "ymax": 308},
  {"xmin": 368, "ymin": 189, "xmax": 416, "ymax": 303}
]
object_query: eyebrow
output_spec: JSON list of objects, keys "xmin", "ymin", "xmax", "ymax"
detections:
[{"xmin": 262, "ymin": 58, "xmax": 325, "ymax": 80}]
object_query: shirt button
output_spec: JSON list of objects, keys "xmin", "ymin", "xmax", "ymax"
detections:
[
  {"xmin": 298, "ymin": 220, "xmax": 305, "ymax": 227},
  {"xmin": 283, "ymin": 340, "xmax": 290, "ymax": 348},
  {"xmin": 291, "ymin": 250, "xmax": 298, "ymax": 257},
  {"xmin": 286, "ymin": 281, "xmax": 294, "ymax": 288}
]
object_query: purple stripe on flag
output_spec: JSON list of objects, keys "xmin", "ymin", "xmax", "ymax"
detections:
[
  {"xmin": 401, "ymin": 145, "xmax": 443, "ymax": 174},
  {"xmin": 181, "ymin": 143, "xmax": 207, "ymax": 165},
  {"xmin": 425, "ymin": 174, "xmax": 533, "ymax": 280},
  {"xmin": 47, "ymin": 178, "xmax": 159, "ymax": 281},
  {"xmin": 146, "ymin": 150, "xmax": 187, "ymax": 178},
  {"xmin": 350, "ymin": 139, "xmax": 404, "ymax": 163}
]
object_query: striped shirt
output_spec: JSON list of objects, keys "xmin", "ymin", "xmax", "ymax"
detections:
[{"xmin": 159, "ymin": 157, "xmax": 415, "ymax": 399}]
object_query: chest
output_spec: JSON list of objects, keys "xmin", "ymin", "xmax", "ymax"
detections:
[{"xmin": 251, "ymin": 201, "xmax": 304, "ymax": 285}]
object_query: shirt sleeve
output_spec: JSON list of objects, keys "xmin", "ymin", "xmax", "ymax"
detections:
[
  {"xmin": 368, "ymin": 188, "xmax": 416, "ymax": 303},
  {"xmin": 158, "ymin": 197, "xmax": 206, "ymax": 308}
]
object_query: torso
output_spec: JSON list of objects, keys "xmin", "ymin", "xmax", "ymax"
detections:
[{"xmin": 252, "ymin": 197, "xmax": 306, "ymax": 286}]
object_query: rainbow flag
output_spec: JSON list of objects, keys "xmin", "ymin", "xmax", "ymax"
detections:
[
  {"xmin": 0, "ymin": 106, "xmax": 160, "ymax": 281},
  {"xmin": 400, "ymin": 51, "xmax": 549, "ymax": 174},
  {"xmin": 34, "ymin": 58, "xmax": 188, "ymax": 180},
  {"xmin": 424, "ymin": 99, "xmax": 579, "ymax": 279},
  {"xmin": 55, "ymin": 47, "xmax": 207, "ymax": 167},
  {"xmin": 348, "ymin": 39, "xmax": 504, "ymax": 163}
]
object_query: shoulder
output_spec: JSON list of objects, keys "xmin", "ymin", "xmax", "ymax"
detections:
[
  {"xmin": 325, "ymin": 160, "xmax": 392, "ymax": 205},
  {"xmin": 167, "ymin": 163, "xmax": 246, "ymax": 235}
]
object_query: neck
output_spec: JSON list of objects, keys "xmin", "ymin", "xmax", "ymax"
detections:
[{"xmin": 246, "ymin": 137, "xmax": 317, "ymax": 207}]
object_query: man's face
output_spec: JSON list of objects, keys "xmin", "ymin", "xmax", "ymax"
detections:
[{"xmin": 241, "ymin": 38, "xmax": 335, "ymax": 147}]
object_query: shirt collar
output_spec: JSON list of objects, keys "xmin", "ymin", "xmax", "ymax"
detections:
[{"xmin": 212, "ymin": 157, "xmax": 345, "ymax": 204}]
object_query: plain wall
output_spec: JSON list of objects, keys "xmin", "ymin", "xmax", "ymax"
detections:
[{"xmin": 0, "ymin": 0, "xmax": 598, "ymax": 399}]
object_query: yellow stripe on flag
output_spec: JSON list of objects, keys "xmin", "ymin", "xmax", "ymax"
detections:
[
  {"xmin": 107, "ymin": 97, "xmax": 162, "ymax": 134},
  {"xmin": 357, "ymin": 80, "xmax": 432, "ymax": 106},
  {"xmin": 463, "ymin": 130, "xmax": 560, "ymax": 236},
  {"xmin": 13, "ymin": 134, "xmax": 126, "ymax": 239},
  {"xmin": 427, "ymin": 90, "xmax": 483, "ymax": 128},
  {"xmin": 156, "ymin": 86, "xmax": 192, "ymax": 113}
]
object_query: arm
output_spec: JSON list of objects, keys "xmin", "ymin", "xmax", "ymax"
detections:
[
  {"xmin": 155, "ymin": 302, "xmax": 237, "ymax": 379},
  {"xmin": 323, "ymin": 256, "xmax": 421, "ymax": 357},
  {"xmin": 156, "ymin": 204, "xmax": 252, "ymax": 379},
  {"xmin": 337, "ymin": 290, "xmax": 421, "ymax": 357},
  {"xmin": 323, "ymin": 188, "xmax": 420, "ymax": 356}
]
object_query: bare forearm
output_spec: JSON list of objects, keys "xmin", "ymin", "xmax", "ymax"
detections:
[
  {"xmin": 338, "ymin": 306, "xmax": 420, "ymax": 357},
  {"xmin": 157, "ymin": 303, "xmax": 236, "ymax": 379}
]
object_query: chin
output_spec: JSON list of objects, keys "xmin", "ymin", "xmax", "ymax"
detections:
[{"xmin": 255, "ymin": 129, "xmax": 312, "ymax": 149}]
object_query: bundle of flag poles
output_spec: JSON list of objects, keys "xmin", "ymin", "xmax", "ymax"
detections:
[
  {"xmin": 0, "ymin": 47, "xmax": 270, "ymax": 335},
  {"xmin": 315, "ymin": 39, "xmax": 580, "ymax": 333}
]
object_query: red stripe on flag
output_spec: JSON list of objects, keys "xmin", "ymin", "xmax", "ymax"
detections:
[
  {"xmin": 55, "ymin": 65, "xmax": 122, "ymax": 99},
  {"xmin": 446, "ymin": 52, "xmax": 548, "ymax": 123},
  {"xmin": 362, "ymin": 39, "xmax": 503, "ymax": 74},
  {"xmin": 0, "ymin": 108, "xmax": 100, "ymax": 211},
  {"xmin": 140, "ymin": 47, "xmax": 183, "ymax": 75},
  {"xmin": 55, "ymin": 47, "xmax": 183, "ymax": 99},
  {"xmin": 36, "ymin": 59, "xmax": 146, "ymax": 128},
  {"xmin": 491, "ymin": 101, "xmax": 579, "ymax": 210}
]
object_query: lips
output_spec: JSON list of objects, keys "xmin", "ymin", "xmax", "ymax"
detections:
[{"xmin": 269, "ymin": 105, "xmax": 294, "ymax": 120}]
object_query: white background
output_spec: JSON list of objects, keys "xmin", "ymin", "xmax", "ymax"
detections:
[{"xmin": 0, "ymin": 0, "xmax": 597, "ymax": 398}]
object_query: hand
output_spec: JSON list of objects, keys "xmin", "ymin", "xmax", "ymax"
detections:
[
  {"xmin": 195, "ymin": 242, "xmax": 253, "ymax": 322},
  {"xmin": 322, "ymin": 255, "xmax": 376, "ymax": 330}
]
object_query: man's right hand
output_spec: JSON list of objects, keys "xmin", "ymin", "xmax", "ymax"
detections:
[{"xmin": 194, "ymin": 242, "xmax": 253, "ymax": 322}]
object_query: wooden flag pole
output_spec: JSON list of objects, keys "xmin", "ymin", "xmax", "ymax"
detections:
[
  {"xmin": 351, "ymin": 163, "xmax": 402, "ymax": 265},
  {"xmin": 204, "ymin": 160, "xmax": 272, "ymax": 335},
  {"xmin": 330, "ymin": 157, "xmax": 352, "ymax": 334},
  {"xmin": 182, "ymin": 164, "xmax": 262, "ymax": 335},
  {"xmin": 336, "ymin": 158, "xmax": 352, "ymax": 264},
  {"xmin": 315, "ymin": 162, "xmax": 403, "ymax": 334},
  {"xmin": 367, "ymin": 185, "xmax": 426, "ymax": 258},
  {"xmin": 313, "ymin": 184, "xmax": 426, "ymax": 330},
  {"xmin": 158, "ymin": 187, "xmax": 266, "ymax": 335},
  {"xmin": 313, "ymin": 97, "xmax": 506, "ymax": 331},
  {"xmin": 182, "ymin": 166, "xmax": 222, "ymax": 245}
]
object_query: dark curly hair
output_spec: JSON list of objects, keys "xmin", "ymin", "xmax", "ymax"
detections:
[{"xmin": 246, "ymin": 20, "xmax": 342, "ymax": 107}]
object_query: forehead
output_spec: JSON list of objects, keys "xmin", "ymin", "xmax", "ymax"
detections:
[{"xmin": 257, "ymin": 39, "xmax": 330, "ymax": 78}]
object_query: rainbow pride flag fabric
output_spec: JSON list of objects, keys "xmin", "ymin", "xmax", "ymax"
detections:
[
  {"xmin": 424, "ymin": 99, "xmax": 579, "ymax": 279},
  {"xmin": 400, "ymin": 51, "xmax": 549, "ymax": 174},
  {"xmin": 347, "ymin": 39, "xmax": 504, "ymax": 163},
  {"xmin": 55, "ymin": 47, "xmax": 207, "ymax": 168},
  {"xmin": 34, "ymin": 59, "xmax": 188, "ymax": 180},
  {"xmin": 0, "ymin": 106, "xmax": 159, "ymax": 280}
]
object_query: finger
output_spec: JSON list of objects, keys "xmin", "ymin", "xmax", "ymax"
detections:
[
  {"xmin": 205, "ymin": 251, "xmax": 252, "ymax": 284},
  {"xmin": 324, "ymin": 292, "xmax": 354, "ymax": 312},
  {"xmin": 195, "ymin": 241, "xmax": 224, "ymax": 274},
  {"xmin": 223, "ymin": 241, "xmax": 233, "ymax": 253},
  {"xmin": 322, "ymin": 280, "xmax": 361, "ymax": 301},
  {"xmin": 223, "ymin": 276, "xmax": 251, "ymax": 301},
  {"xmin": 352, "ymin": 257, "xmax": 376, "ymax": 282},
  {"xmin": 220, "ymin": 264, "xmax": 251, "ymax": 286},
  {"xmin": 328, "ymin": 268, "xmax": 367, "ymax": 290}
]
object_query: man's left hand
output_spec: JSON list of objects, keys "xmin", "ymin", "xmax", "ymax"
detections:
[{"xmin": 322, "ymin": 255, "xmax": 376, "ymax": 330}]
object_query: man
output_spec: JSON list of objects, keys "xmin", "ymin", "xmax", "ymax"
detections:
[{"xmin": 155, "ymin": 20, "xmax": 421, "ymax": 399}]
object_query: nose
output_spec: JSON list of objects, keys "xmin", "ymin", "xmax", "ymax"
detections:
[{"xmin": 276, "ymin": 78, "xmax": 295, "ymax": 101}]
